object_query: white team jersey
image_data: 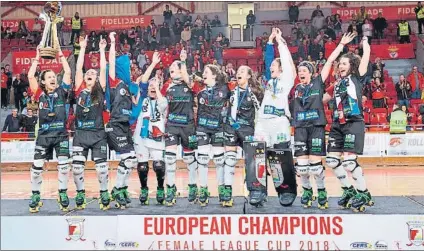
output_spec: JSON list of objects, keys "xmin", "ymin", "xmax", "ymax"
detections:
[
  {"xmin": 133, "ymin": 97, "xmax": 168, "ymax": 150},
  {"xmin": 258, "ymin": 43, "xmax": 295, "ymax": 120}
]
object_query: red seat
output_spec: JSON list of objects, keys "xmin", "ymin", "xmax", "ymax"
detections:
[
  {"xmin": 237, "ymin": 59, "xmax": 247, "ymax": 66},
  {"xmin": 247, "ymin": 59, "xmax": 258, "ymax": 65},
  {"xmin": 364, "ymin": 112, "xmax": 370, "ymax": 124},
  {"xmin": 410, "ymin": 99, "xmax": 423, "ymax": 106},
  {"xmin": 376, "ymin": 112, "xmax": 388, "ymax": 123},
  {"xmin": 370, "ymin": 115, "xmax": 379, "ymax": 125},
  {"xmin": 372, "ymin": 108, "xmax": 387, "ymax": 113}
]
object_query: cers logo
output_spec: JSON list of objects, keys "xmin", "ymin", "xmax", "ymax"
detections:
[
  {"xmin": 350, "ymin": 242, "xmax": 373, "ymax": 249},
  {"xmin": 119, "ymin": 241, "xmax": 140, "ymax": 248}
]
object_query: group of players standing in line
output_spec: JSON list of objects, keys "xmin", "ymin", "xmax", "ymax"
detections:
[{"xmin": 27, "ymin": 28, "xmax": 374, "ymax": 213}]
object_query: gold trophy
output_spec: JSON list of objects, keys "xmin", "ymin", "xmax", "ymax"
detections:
[{"xmin": 39, "ymin": 1, "xmax": 64, "ymax": 59}]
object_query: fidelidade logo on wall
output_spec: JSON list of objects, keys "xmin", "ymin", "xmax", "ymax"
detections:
[
  {"xmin": 65, "ymin": 218, "xmax": 86, "ymax": 241},
  {"xmin": 406, "ymin": 221, "xmax": 424, "ymax": 247}
]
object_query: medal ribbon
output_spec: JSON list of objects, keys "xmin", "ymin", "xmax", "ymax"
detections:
[{"xmin": 47, "ymin": 94, "xmax": 55, "ymax": 114}]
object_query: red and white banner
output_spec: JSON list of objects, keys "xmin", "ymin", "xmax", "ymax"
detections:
[
  {"xmin": 11, "ymin": 50, "xmax": 72, "ymax": 74},
  {"xmin": 223, "ymin": 48, "xmax": 262, "ymax": 59},
  {"xmin": 3, "ymin": 215, "xmax": 423, "ymax": 250},
  {"xmin": 2, "ymin": 15, "xmax": 153, "ymax": 32},
  {"xmin": 331, "ymin": 5, "xmax": 417, "ymax": 21}
]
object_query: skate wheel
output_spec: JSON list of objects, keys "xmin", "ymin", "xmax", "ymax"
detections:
[
  {"xmin": 29, "ymin": 207, "xmax": 39, "ymax": 213},
  {"xmin": 312, "ymin": 196, "xmax": 317, "ymax": 201},
  {"xmin": 318, "ymin": 202, "xmax": 329, "ymax": 209},
  {"xmin": 157, "ymin": 200, "xmax": 165, "ymax": 205},
  {"xmin": 368, "ymin": 201, "xmax": 375, "ymax": 207},
  {"xmin": 38, "ymin": 201, "xmax": 43, "ymax": 208},
  {"xmin": 359, "ymin": 206, "xmax": 366, "ymax": 212}
]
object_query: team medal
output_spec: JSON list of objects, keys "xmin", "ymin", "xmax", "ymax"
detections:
[
  {"xmin": 83, "ymin": 107, "xmax": 90, "ymax": 113},
  {"xmin": 48, "ymin": 112, "xmax": 56, "ymax": 117}
]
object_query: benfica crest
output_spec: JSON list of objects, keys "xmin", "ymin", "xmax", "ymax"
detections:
[
  {"xmin": 406, "ymin": 221, "xmax": 424, "ymax": 247},
  {"xmin": 66, "ymin": 218, "xmax": 86, "ymax": 241}
]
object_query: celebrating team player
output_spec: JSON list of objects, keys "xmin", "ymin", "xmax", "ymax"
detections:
[
  {"xmin": 133, "ymin": 52, "xmax": 168, "ymax": 205},
  {"xmin": 71, "ymin": 35, "xmax": 110, "ymax": 210},
  {"xmin": 325, "ymin": 35, "xmax": 374, "ymax": 212},
  {"xmin": 28, "ymin": 42, "xmax": 72, "ymax": 213}
]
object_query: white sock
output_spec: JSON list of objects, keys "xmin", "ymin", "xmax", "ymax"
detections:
[
  {"xmin": 297, "ymin": 158, "xmax": 311, "ymax": 189},
  {"xmin": 216, "ymin": 165, "xmax": 224, "ymax": 185},
  {"xmin": 95, "ymin": 162, "xmax": 109, "ymax": 191},
  {"xmin": 165, "ymin": 150, "xmax": 177, "ymax": 186},
  {"xmin": 30, "ymin": 167, "xmax": 43, "ymax": 191},
  {"xmin": 115, "ymin": 165, "xmax": 127, "ymax": 189},
  {"xmin": 332, "ymin": 165, "xmax": 351, "ymax": 188},
  {"xmin": 184, "ymin": 151, "xmax": 197, "ymax": 185},
  {"xmin": 57, "ymin": 157, "xmax": 70, "ymax": 190},
  {"xmin": 224, "ymin": 151, "xmax": 237, "ymax": 186}
]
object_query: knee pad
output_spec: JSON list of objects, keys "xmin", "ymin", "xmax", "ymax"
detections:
[
  {"xmin": 120, "ymin": 154, "xmax": 137, "ymax": 170},
  {"xmin": 197, "ymin": 152, "xmax": 210, "ymax": 166},
  {"xmin": 72, "ymin": 160, "xmax": 85, "ymax": 175},
  {"xmin": 342, "ymin": 156, "xmax": 359, "ymax": 172},
  {"xmin": 213, "ymin": 152, "xmax": 225, "ymax": 166},
  {"xmin": 94, "ymin": 159, "xmax": 108, "ymax": 174},
  {"xmin": 326, "ymin": 156, "xmax": 341, "ymax": 169},
  {"xmin": 57, "ymin": 156, "xmax": 70, "ymax": 174},
  {"xmin": 183, "ymin": 151, "xmax": 196, "ymax": 165},
  {"xmin": 33, "ymin": 159, "xmax": 45, "ymax": 169},
  {"xmin": 295, "ymin": 158, "xmax": 309, "ymax": 176},
  {"xmin": 153, "ymin": 160, "xmax": 165, "ymax": 173},
  {"xmin": 224, "ymin": 151, "xmax": 237, "ymax": 167},
  {"xmin": 309, "ymin": 162, "xmax": 324, "ymax": 176},
  {"xmin": 137, "ymin": 162, "xmax": 149, "ymax": 172},
  {"xmin": 165, "ymin": 151, "xmax": 177, "ymax": 166}
]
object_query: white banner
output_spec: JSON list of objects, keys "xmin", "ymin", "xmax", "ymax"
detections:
[
  {"xmin": 1, "ymin": 141, "xmax": 36, "ymax": 162},
  {"xmin": 363, "ymin": 133, "xmax": 383, "ymax": 157},
  {"xmin": 386, "ymin": 134, "xmax": 424, "ymax": 156},
  {"xmin": 2, "ymin": 215, "xmax": 424, "ymax": 250}
]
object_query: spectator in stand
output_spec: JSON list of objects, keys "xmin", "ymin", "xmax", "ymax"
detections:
[
  {"xmin": 162, "ymin": 48, "xmax": 173, "ymax": 69},
  {"xmin": 32, "ymin": 18, "xmax": 42, "ymax": 42},
  {"xmin": 16, "ymin": 21, "xmax": 29, "ymax": 38},
  {"xmin": 147, "ymin": 19, "xmax": 158, "ymax": 38},
  {"xmin": 127, "ymin": 27, "xmax": 137, "ymax": 46},
  {"xmin": 297, "ymin": 39, "xmax": 309, "ymax": 61},
  {"xmin": 415, "ymin": 1, "xmax": 424, "ymax": 34},
  {"xmin": 21, "ymin": 91, "xmax": 30, "ymax": 114},
  {"xmin": 88, "ymin": 31, "xmax": 99, "ymax": 52},
  {"xmin": 289, "ymin": 3, "xmax": 299, "ymax": 24},
  {"xmin": 181, "ymin": 25, "xmax": 191, "ymax": 45},
  {"xmin": 12, "ymin": 74, "xmax": 28, "ymax": 112},
  {"xmin": 202, "ymin": 22, "xmax": 212, "ymax": 42},
  {"xmin": 121, "ymin": 39, "xmax": 131, "ymax": 54},
  {"xmin": 372, "ymin": 57, "xmax": 385, "ymax": 82},
  {"xmin": 4, "ymin": 27, "xmax": 13, "ymax": 39},
  {"xmin": 388, "ymin": 103, "xmax": 407, "ymax": 134},
  {"xmin": 175, "ymin": 9, "xmax": 184, "ymax": 25},
  {"xmin": 373, "ymin": 12, "xmax": 387, "ymax": 39},
  {"xmin": 396, "ymin": 74, "xmax": 412, "ymax": 107},
  {"xmin": 211, "ymin": 15, "xmax": 222, "ymax": 27},
  {"xmin": 315, "ymin": 29, "xmax": 327, "ymax": 47},
  {"xmin": 301, "ymin": 19, "xmax": 313, "ymax": 38},
  {"xmin": 26, "ymin": 94, "xmax": 38, "ymax": 115},
  {"xmin": 316, "ymin": 51, "xmax": 326, "ymax": 73},
  {"xmin": 142, "ymin": 58, "xmax": 151, "ymax": 73},
  {"xmin": 132, "ymin": 37, "xmax": 144, "ymax": 58},
  {"xmin": 356, "ymin": 6, "xmax": 368, "ymax": 36},
  {"xmin": 362, "ymin": 18, "xmax": 373, "ymax": 44},
  {"xmin": 246, "ymin": 10, "xmax": 256, "ymax": 26},
  {"xmin": 2, "ymin": 108, "xmax": 21, "ymax": 132},
  {"xmin": 163, "ymin": 5, "xmax": 173, "ymax": 25},
  {"xmin": 398, "ymin": 19, "xmax": 411, "ymax": 44},
  {"xmin": 1, "ymin": 67, "xmax": 8, "ymax": 109},
  {"xmin": 174, "ymin": 19, "xmax": 184, "ymax": 43},
  {"xmin": 312, "ymin": 11, "xmax": 325, "ymax": 36},
  {"xmin": 407, "ymin": 66, "xmax": 424, "ymax": 99},
  {"xmin": 136, "ymin": 26, "xmax": 144, "ymax": 40},
  {"xmin": 203, "ymin": 15, "xmax": 210, "ymax": 25},
  {"xmin": 69, "ymin": 12, "xmax": 83, "ymax": 45},
  {"xmin": 325, "ymin": 24, "xmax": 337, "ymax": 41},
  {"xmin": 333, "ymin": 14, "xmax": 342, "ymax": 36},
  {"xmin": 160, "ymin": 22, "xmax": 172, "ymax": 46},
  {"xmin": 183, "ymin": 11, "xmax": 193, "ymax": 25},
  {"xmin": 73, "ymin": 36, "xmax": 81, "ymax": 63},
  {"xmin": 309, "ymin": 39, "xmax": 323, "ymax": 61},
  {"xmin": 34, "ymin": 65, "xmax": 41, "ymax": 79},
  {"xmin": 371, "ymin": 77, "xmax": 387, "ymax": 108},
  {"xmin": 195, "ymin": 15, "xmax": 203, "ymax": 27},
  {"xmin": 119, "ymin": 29, "xmax": 128, "ymax": 44},
  {"xmin": 137, "ymin": 49, "xmax": 147, "ymax": 70},
  {"xmin": 347, "ymin": 20, "xmax": 359, "ymax": 44},
  {"xmin": 311, "ymin": 5, "xmax": 324, "ymax": 19},
  {"xmin": 226, "ymin": 63, "xmax": 236, "ymax": 79},
  {"xmin": 22, "ymin": 108, "xmax": 37, "ymax": 132},
  {"xmin": 98, "ymin": 27, "xmax": 108, "ymax": 41},
  {"xmin": 212, "ymin": 41, "xmax": 223, "ymax": 65}
]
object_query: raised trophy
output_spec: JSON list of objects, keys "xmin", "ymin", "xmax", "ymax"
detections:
[{"xmin": 39, "ymin": 1, "xmax": 64, "ymax": 59}]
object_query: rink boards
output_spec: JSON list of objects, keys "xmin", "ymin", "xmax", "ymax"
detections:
[{"xmin": 1, "ymin": 196, "xmax": 424, "ymax": 250}]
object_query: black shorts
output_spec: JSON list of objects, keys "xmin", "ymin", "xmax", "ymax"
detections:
[
  {"xmin": 73, "ymin": 130, "xmax": 108, "ymax": 160},
  {"xmin": 196, "ymin": 127, "xmax": 224, "ymax": 147},
  {"xmin": 106, "ymin": 122, "xmax": 134, "ymax": 154},
  {"xmin": 165, "ymin": 124, "xmax": 196, "ymax": 149},
  {"xmin": 294, "ymin": 126, "xmax": 326, "ymax": 157},
  {"xmin": 35, "ymin": 135, "xmax": 70, "ymax": 160},
  {"xmin": 327, "ymin": 121, "xmax": 365, "ymax": 155},
  {"xmin": 223, "ymin": 124, "xmax": 254, "ymax": 147}
]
